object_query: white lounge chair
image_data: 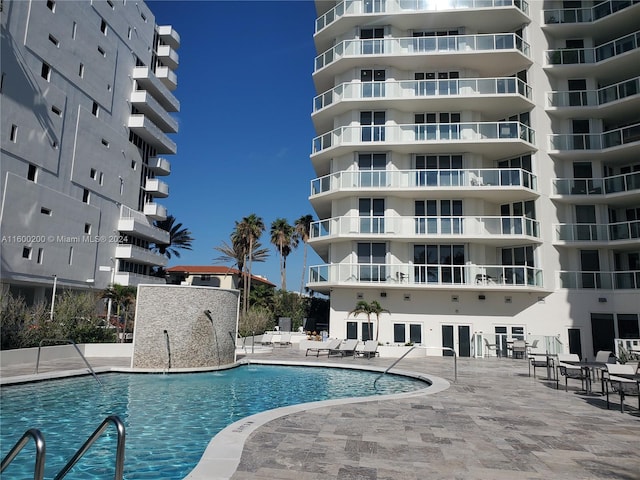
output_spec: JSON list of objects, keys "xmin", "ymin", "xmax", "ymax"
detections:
[
  {"xmin": 260, "ymin": 333, "xmax": 273, "ymax": 345},
  {"xmin": 603, "ymin": 363, "xmax": 639, "ymax": 413},
  {"xmin": 355, "ymin": 340, "xmax": 379, "ymax": 359},
  {"xmin": 305, "ymin": 338, "xmax": 341, "ymax": 357},
  {"xmin": 276, "ymin": 332, "xmax": 292, "ymax": 347},
  {"xmin": 329, "ymin": 339, "xmax": 359, "ymax": 357}
]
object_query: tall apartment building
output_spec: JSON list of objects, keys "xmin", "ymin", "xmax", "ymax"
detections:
[
  {"xmin": 1, "ymin": 0, "xmax": 179, "ymax": 303},
  {"xmin": 307, "ymin": 0, "xmax": 640, "ymax": 357}
]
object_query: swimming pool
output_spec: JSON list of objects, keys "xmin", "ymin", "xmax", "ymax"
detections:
[{"xmin": 1, "ymin": 364, "xmax": 428, "ymax": 479}]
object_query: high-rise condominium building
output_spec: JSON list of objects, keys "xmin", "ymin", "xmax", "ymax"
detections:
[
  {"xmin": 1, "ymin": 0, "xmax": 179, "ymax": 303},
  {"xmin": 307, "ymin": 0, "xmax": 640, "ymax": 358}
]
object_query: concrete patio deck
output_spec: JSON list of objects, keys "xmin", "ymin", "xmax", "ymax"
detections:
[{"xmin": 1, "ymin": 348, "xmax": 638, "ymax": 479}]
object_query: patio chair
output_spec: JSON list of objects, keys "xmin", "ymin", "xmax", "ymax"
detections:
[
  {"xmin": 260, "ymin": 333, "xmax": 273, "ymax": 345},
  {"xmin": 355, "ymin": 340, "xmax": 379, "ymax": 359},
  {"xmin": 528, "ymin": 354, "xmax": 548, "ymax": 378},
  {"xmin": 556, "ymin": 353, "xmax": 589, "ymax": 391},
  {"xmin": 329, "ymin": 339, "xmax": 359, "ymax": 357},
  {"xmin": 483, "ymin": 338, "xmax": 498, "ymax": 357},
  {"xmin": 603, "ymin": 363, "xmax": 639, "ymax": 413},
  {"xmin": 594, "ymin": 350, "xmax": 615, "ymax": 364},
  {"xmin": 305, "ymin": 338, "xmax": 341, "ymax": 357},
  {"xmin": 512, "ymin": 340, "xmax": 527, "ymax": 359},
  {"xmin": 275, "ymin": 332, "xmax": 292, "ymax": 347}
]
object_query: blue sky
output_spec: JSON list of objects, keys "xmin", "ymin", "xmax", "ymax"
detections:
[{"xmin": 147, "ymin": 1, "xmax": 322, "ymax": 290}]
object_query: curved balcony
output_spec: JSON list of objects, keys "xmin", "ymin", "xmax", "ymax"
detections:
[
  {"xmin": 115, "ymin": 244, "xmax": 168, "ymax": 267},
  {"xmin": 558, "ymin": 270, "xmax": 640, "ymax": 290},
  {"xmin": 314, "ymin": 34, "xmax": 531, "ymax": 88},
  {"xmin": 155, "ymin": 66, "xmax": 178, "ymax": 91},
  {"xmin": 554, "ymin": 221, "xmax": 640, "ymax": 247},
  {"xmin": 542, "ymin": 1, "xmax": 640, "ymax": 38},
  {"xmin": 312, "ymin": 122, "xmax": 535, "ymax": 166},
  {"xmin": 313, "ymin": 77, "xmax": 533, "ymax": 130},
  {"xmin": 157, "ymin": 25, "xmax": 181, "ymax": 50},
  {"xmin": 308, "ymin": 262, "xmax": 544, "ymax": 293},
  {"xmin": 546, "ymin": 76, "xmax": 640, "ymax": 119},
  {"xmin": 118, "ymin": 205, "xmax": 169, "ymax": 244},
  {"xmin": 548, "ymin": 122, "xmax": 640, "ymax": 161},
  {"xmin": 143, "ymin": 202, "xmax": 167, "ymax": 221},
  {"xmin": 310, "ymin": 215, "xmax": 540, "ymax": 242},
  {"xmin": 315, "ymin": 0, "xmax": 529, "ymax": 47},
  {"xmin": 551, "ymin": 171, "xmax": 640, "ymax": 205},
  {"xmin": 156, "ymin": 44, "xmax": 179, "ymax": 70},
  {"xmin": 148, "ymin": 156, "xmax": 171, "ymax": 176}
]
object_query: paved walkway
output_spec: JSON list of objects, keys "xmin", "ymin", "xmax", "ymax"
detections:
[{"xmin": 2, "ymin": 349, "xmax": 638, "ymax": 479}]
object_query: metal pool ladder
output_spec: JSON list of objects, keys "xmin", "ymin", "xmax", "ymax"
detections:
[
  {"xmin": 0, "ymin": 415, "xmax": 126, "ymax": 480},
  {"xmin": 35, "ymin": 338, "xmax": 102, "ymax": 385}
]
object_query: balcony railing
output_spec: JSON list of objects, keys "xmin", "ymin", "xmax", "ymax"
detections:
[
  {"xmin": 554, "ymin": 221, "xmax": 640, "ymax": 242},
  {"xmin": 309, "ymin": 262, "xmax": 543, "ymax": 287},
  {"xmin": 311, "ymin": 215, "xmax": 539, "ymax": 239},
  {"xmin": 314, "ymin": 77, "xmax": 532, "ymax": 112},
  {"xmin": 316, "ymin": 0, "xmax": 529, "ymax": 33},
  {"xmin": 315, "ymin": 33, "xmax": 530, "ymax": 72},
  {"xmin": 543, "ymin": 0, "xmax": 638, "ymax": 25},
  {"xmin": 558, "ymin": 270, "xmax": 640, "ymax": 289},
  {"xmin": 552, "ymin": 171, "xmax": 640, "ymax": 195},
  {"xmin": 545, "ymin": 30, "xmax": 640, "ymax": 65},
  {"xmin": 313, "ymin": 122, "xmax": 535, "ymax": 154},
  {"xmin": 548, "ymin": 122, "xmax": 640, "ymax": 151},
  {"xmin": 311, "ymin": 168, "xmax": 537, "ymax": 195},
  {"xmin": 547, "ymin": 76, "xmax": 639, "ymax": 108}
]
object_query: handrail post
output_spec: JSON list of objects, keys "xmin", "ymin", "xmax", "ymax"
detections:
[
  {"xmin": 0, "ymin": 428, "xmax": 46, "ymax": 480},
  {"xmin": 35, "ymin": 338, "xmax": 102, "ymax": 385}
]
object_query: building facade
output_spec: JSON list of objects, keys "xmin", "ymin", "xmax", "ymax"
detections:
[
  {"xmin": 307, "ymin": 0, "xmax": 640, "ymax": 357},
  {"xmin": 166, "ymin": 265, "xmax": 276, "ymax": 291},
  {"xmin": 1, "ymin": 0, "xmax": 179, "ymax": 303}
]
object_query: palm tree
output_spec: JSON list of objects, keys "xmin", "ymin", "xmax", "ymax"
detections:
[
  {"xmin": 270, "ymin": 218, "xmax": 297, "ymax": 291},
  {"xmin": 348, "ymin": 300, "xmax": 389, "ymax": 341},
  {"xmin": 153, "ymin": 214, "xmax": 194, "ymax": 259},
  {"xmin": 214, "ymin": 236, "xmax": 269, "ymax": 294},
  {"xmin": 294, "ymin": 214, "xmax": 314, "ymax": 295},
  {"xmin": 235, "ymin": 214, "xmax": 265, "ymax": 313},
  {"xmin": 102, "ymin": 284, "xmax": 136, "ymax": 342}
]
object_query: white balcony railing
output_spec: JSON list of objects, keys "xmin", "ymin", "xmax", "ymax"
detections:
[
  {"xmin": 314, "ymin": 77, "xmax": 532, "ymax": 112},
  {"xmin": 310, "ymin": 215, "xmax": 540, "ymax": 239},
  {"xmin": 315, "ymin": 33, "xmax": 530, "ymax": 72},
  {"xmin": 316, "ymin": 0, "xmax": 530, "ymax": 34},
  {"xmin": 554, "ymin": 221, "xmax": 640, "ymax": 242},
  {"xmin": 148, "ymin": 156, "xmax": 171, "ymax": 176},
  {"xmin": 118, "ymin": 205, "xmax": 169, "ymax": 244},
  {"xmin": 558, "ymin": 270, "xmax": 640, "ymax": 289},
  {"xmin": 155, "ymin": 44, "xmax": 179, "ymax": 70},
  {"xmin": 309, "ymin": 262, "xmax": 544, "ymax": 287},
  {"xmin": 542, "ymin": 0, "xmax": 638, "ymax": 25},
  {"xmin": 546, "ymin": 76, "xmax": 639, "ymax": 108},
  {"xmin": 115, "ymin": 244, "xmax": 168, "ymax": 266},
  {"xmin": 311, "ymin": 168, "xmax": 537, "ymax": 196},
  {"xmin": 132, "ymin": 67, "xmax": 179, "ymax": 112},
  {"xmin": 130, "ymin": 90, "xmax": 178, "ymax": 133},
  {"xmin": 113, "ymin": 272, "xmax": 166, "ymax": 287},
  {"xmin": 144, "ymin": 178, "xmax": 169, "ymax": 197},
  {"xmin": 552, "ymin": 171, "xmax": 640, "ymax": 195},
  {"xmin": 143, "ymin": 202, "xmax": 167, "ymax": 220},
  {"xmin": 128, "ymin": 114, "xmax": 177, "ymax": 154},
  {"xmin": 313, "ymin": 122, "xmax": 535, "ymax": 154},
  {"xmin": 548, "ymin": 122, "xmax": 640, "ymax": 151},
  {"xmin": 545, "ymin": 30, "xmax": 640, "ymax": 66}
]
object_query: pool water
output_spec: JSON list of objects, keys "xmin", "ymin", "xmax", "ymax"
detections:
[{"xmin": 1, "ymin": 365, "xmax": 427, "ymax": 479}]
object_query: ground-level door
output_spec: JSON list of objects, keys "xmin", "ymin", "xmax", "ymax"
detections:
[{"xmin": 442, "ymin": 324, "xmax": 471, "ymax": 357}]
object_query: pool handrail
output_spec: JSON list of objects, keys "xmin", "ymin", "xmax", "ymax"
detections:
[
  {"xmin": 373, "ymin": 346, "xmax": 458, "ymax": 388},
  {"xmin": 35, "ymin": 338, "xmax": 102, "ymax": 386},
  {"xmin": 53, "ymin": 415, "xmax": 126, "ymax": 480},
  {"xmin": 0, "ymin": 428, "xmax": 46, "ymax": 480}
]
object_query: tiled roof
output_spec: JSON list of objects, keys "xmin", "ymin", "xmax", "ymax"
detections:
[{"xmin": 166, "ymin": 265, "xmax": 276, "ymax": 287}]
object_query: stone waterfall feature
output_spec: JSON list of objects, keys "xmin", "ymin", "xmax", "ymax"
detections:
[{"xmin": 132, "ymin": 285, "xmax": 240, "ymax": 369}]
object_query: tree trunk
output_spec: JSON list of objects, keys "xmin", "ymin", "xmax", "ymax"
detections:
[{"xmin": 299, "ymin": 243, "xmax": 307, "ymax": 295}]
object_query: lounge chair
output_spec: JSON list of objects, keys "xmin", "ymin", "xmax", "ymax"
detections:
[
  {"xmin": 355, "ymin": 340, "xmax": 379, "ymax": 359},
  {"xmin": 556, "ymin": 353, "xmax": 589, "ymax": 391},
  {"xmin": 328, "ymin": 339, "xmax": 359, "ymax": 357},
  {"xmin": 594, "ymin": 350, "xmax": 615, "ymax": 364},
  {"xmin": 275, "ymin": 332, "xmax": 292, "ymax": 347},
  {"xmin": 260, "ymin": 333, "xmax": 273, "ymax": 345},
  {"xmin": 305, "ymin": 338, "xmax": 341, "ymax": 357},
  {"xmin": 603, "ymin": 363, "xmax": 639, "ymax": 413}
]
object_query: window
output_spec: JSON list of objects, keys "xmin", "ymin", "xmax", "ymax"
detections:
[
  {"xmin": 360, "ymin": 27, "xmax": 384, "ymax": 54},
  {"xmin": 357, "ymin": 242, "xmax": 386, "ymax": 281},
  {"xmin": 90, "ymin": 168, "xmax": 97, "ymax": 179},
  {"xmin": 37, "ymin": 248, "xmax": 44, "ymax": 264},
  {"xmin": 46, "ymin": 0, "xmax": 55, "ymax": 12},
  {"xmin": 200, "ymin": 275, "xmax": 212, "ymax": 281},
  {"xmin": 415, "ymin": 200, "xmax": 462, "ymax": 234},
  {"xmin": 394, "ymin": 324, "xmax": 406, "ymax": 343},
  {"xmin": 101, "ymin": 138, "xmax": 109, "ymax": 147},
  {"xmin": 41, "ymin": 62, "xmax": 51, "ymax": 81},
  {"xmin": 0, "ymin": 73, "xmax": 4, "ymax": 93},
  {"xmin": 415, "ymin": 154, "xmax": 463, "ymax": 186},
  {"xmin": 48, "ymin": 34, "xmax": 59, "ymax": 47},
  {"xmin": 131, "ymin": 160, "xmax": 137, "ymax": 170},
  {"xmin": 347, "ymin": 322, "xmax": 358, "ymax": 340},
  {"xmin": 92, "ymin": 101, "xmax": 99, "ymax": 117},
  {"xmin": 68, "ymin": 246, "xmax": 74, "ymax": 265},
  {"xmin": 140, "ymin": 11, "xmax": 146, "ymax": 22},
  {"xmin": 359, "ymin": 198, "xmax": 385, "ymax": 233},
  {"xmin": 500, "ymin": 246, "xmax": 535, "ymax": 285},
  {"xmin": 51, "ymin": 139, "xmax": 58, "ymax": 149},
  {"xmin": 72, "ymin": 22, "xmax": 77, "ymax": 39},
  {"xmin": 360, "ymin": 111, "xmax": 385, "ymax": 142},
  {"xmin": 84, "ymin": 223, "xmax": 91, "ymax": 234},
  {"xmin": 98, "ymin": 46, "xmax": 106, "ymax": 57},
  {"xmin": 107, "ymin": 0, "xmax": 114, "ymax": 8},
  {"xmin": 413, "ymin": 244, "xmax": 465, "ymax": 283},
  {"xmin": 82, "ymin": 188, "xmax": 90, "ymax": 203},
  {"xmin": 100, "ymin": 19, "xmax": 107, "ymax": 35},
  {"xmin": 27, "ymin": 164, "xmax": 37, "ymax": 181},
  {"xmin": 127, "ymin": 27, "xmax": 132, "ymax": 39},
  {"xmin": 99, "ymin": 172, "xmax": 104, "ymax": 185},
  {"xmin": 358, "ymin": 153, "xmax": 386, "ymax": 187},
  {"xmin": 78, "ymin": 63, "xmax": 84, "ymax": 78},
  {"xmin": 360, "ymin": 69, "xmax": 386, "ymax": 97},
  {"xmin": 22, "ymin": 247, "xmax": 32, "ymax": 259},
  {"xmin": 40, "ymin": 207, "xmax": 51, "ymax": 215},
  {"xmin": 10, "ymin": 124, "xmax": 17, "ymax": 142},
  {"xmin": 414, "ymin": 112, "xmax": 461, "ymax": 141},
  {"xmin": 51, "ymin": 105, "xmax": 62, "ymax": 116}
]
